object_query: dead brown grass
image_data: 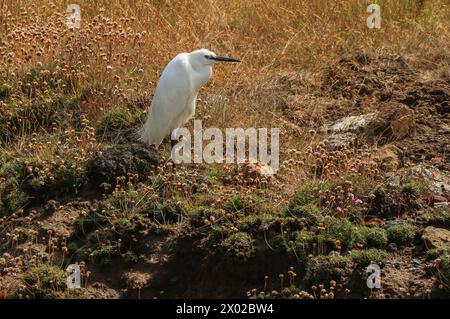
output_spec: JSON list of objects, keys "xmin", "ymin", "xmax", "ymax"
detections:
[{"xmin": 0, "ymin": 0, "xmax": 449, "ymax": 192}]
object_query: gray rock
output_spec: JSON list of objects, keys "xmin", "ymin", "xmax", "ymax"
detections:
[
  {"xmin": 388, "ymin": 164, "xmax": 449, "ymax": 194},
  {"xmin": 422, "ymin": 226, "xmax": 450, "ymax": 250},
  {"xmin": 323, "ymin": 132, "xmax": 358, "ymax": 150},
  {"xmin": 322, "ymin": 112, "xmax": 378, "ymax": 134},
  {"xmin": 387, "ymin": 243, "xmax": 397, "ymax": 252}
]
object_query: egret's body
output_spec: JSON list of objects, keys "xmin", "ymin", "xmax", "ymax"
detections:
[{"xmin": 140, "ymin": 49, "xmax": 240, "ymax": 147}]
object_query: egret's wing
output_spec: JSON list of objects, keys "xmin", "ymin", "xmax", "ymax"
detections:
[
  {"xmin": 140, "ymin": 53, "xmax": 194, "ymax": 146},
  {"xmin": 150, "ymin": 53, "xmax": 192, "ymax": 129}
]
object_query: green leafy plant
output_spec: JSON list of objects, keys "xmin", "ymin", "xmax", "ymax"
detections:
[
  {"xmin": 386, "ymin": 224, "xmax": 414, "ymax": 245},
  {"xmin": 304, "ymin": 255, "xmax": 350, "ymax": 286},
  {"xmin": 221, "ymin": 232, "xmax": 255, "ymax": 259}
]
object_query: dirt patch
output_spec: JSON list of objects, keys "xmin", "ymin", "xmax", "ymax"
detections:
[
  {"xmin": 85, "ymin": 143, "xmax": 160, "ymax": 189},
  {"xmin": 380, "ymin": 247, "xmax": 445, "ymax": 299},
  {"xmin": 37, "ymin": 204, "xmax": 80, "ymax": 239},
  {"xmin": 317, "ymin": 52, "xmax": 449, "ymax": 171}
]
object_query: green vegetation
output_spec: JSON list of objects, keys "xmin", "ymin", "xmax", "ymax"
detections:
[
  {"xmin": 386, "ymin": 224, "xmax": 414, "ymax": 245},
  {"xmin": 318, "ymin": 218, "xmax": 365, "ymax": 250},
  {"xmin": 97, "ymin": 107, "xmax": 143, "ymax": 135},
  {"xmin": 304, "ymin": 255, "xmax": 350, "ymax": 286},
  {"xmin": 22, "ymin": 264, "xmax": 67, "ymax": 298},
  {"xmin": 439, "ymin": 253, "xmax": 450, "ymax": 284},
  {"xmin": 350, "ymin": 249, "xmax": 388, "ymax": 267},
  {"xmin": 286, "ymin": 230, "xmax": 314, "ymax": 262},
  {"xmin": 91, "ymin": 245, "xmax": 118, "ymax": 266},
  {"xmin": 288, "ymin": 182, "xmax": 330, "ymax": 207},
  {"xmin": 239, "ymin": 213, "xmax": 277, "ymax": 231},
  {"xmin": 221, "ymin": 232, "xmax": 256, "ymax": 259},
  {"xmin": 401, "ymin": 182, "xmax": 421, "ymax": 196},
  {"xmin": 363, "ymin": 227, "xmax": 388, "ymax": 248},
  {"xmin": 425, "ymin": 248, "xmax": 446, "ymax": 260},
  {"xmin": 224, "ymin": 195, "xmax": 263, "ymax": 214},
  {"xmin": 284, "ymin": 203, "xmax": 324, "ymax": 225}
]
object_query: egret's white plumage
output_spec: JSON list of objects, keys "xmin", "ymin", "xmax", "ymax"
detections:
[{"xmin": 140, "ymin": 48, "xmax": 240, "ymax": 147}]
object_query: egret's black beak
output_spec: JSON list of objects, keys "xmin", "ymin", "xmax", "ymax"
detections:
[{"xmin": 210, "ymin": 55, "xmax": 241, "ymax": 62}]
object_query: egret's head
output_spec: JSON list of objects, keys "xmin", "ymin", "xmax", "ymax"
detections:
[{"xmin": 190, "ymin": 48, "xmax": 240, "ymax": 66}]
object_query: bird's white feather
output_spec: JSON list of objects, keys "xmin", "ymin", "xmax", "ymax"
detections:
[{"xmin": 140, "ymin": 48, "xmax": 236, "ymax": 147}]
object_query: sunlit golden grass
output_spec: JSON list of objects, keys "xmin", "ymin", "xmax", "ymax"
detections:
[{"xmin": 0, "ymin": 0, "xmax": 449, "ymax": 194}]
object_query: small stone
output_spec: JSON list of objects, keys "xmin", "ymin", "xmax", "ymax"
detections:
[
  {"xmin": 369, "ymin": 102, "xmax": 415, "ymax": 143},
  {"xmin": 422, "ymin": 195, "xmax": 447, "ymax": 203},
  {"xmin": 432, "ymin": 195, "xmax": 447, "ymax": 203},
  {"xmin": 322, "ymin": 132, "xmax": 358, "ymax": 150},
  {"xmin": 322, "ymin": 112, "xmax": 378, "ymax": 134},
  {"xmin": 387, "ymin": 243, "xmax": 397, "ymax": 252},
  {"xmin": 44, "ymin": 200, "xmax": 59, "ymax": 214}
]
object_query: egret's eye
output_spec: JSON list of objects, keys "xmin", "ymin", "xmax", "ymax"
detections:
[{"xmin": 205, "ymin": 55, "xmax": 212, "ymax": 59}]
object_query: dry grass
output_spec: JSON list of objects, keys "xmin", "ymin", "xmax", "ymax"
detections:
[
  {"xmin": 0, "ymin": 0, "xmax": 448, "ymax": 195},
  {"xmin": 0, "ymin": 0, "xmax": 447, "ymax": 201}
]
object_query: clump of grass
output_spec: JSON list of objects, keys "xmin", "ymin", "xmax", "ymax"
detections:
[
  {"xmin": 91, "ymin": 245, "xmax": 118, "ymax": 266},
  {"xmin": 224, "ymin": 194, "xmax": 263, "ymax": 214},
  {"xmin": 286, "ymin": 230, "xmax": 314, "ymax": 262},
  {"xmin": 151, "ymin": 200, "xmax": 186, "ymax": 223},
  {"xmin": 0, "ymin": 91, "xmax": 77, "ymax": 142},
  {"xmin": 438, "ymin": 253, "xmax": 450, "ymax": 284},
  {"xmin": 283, "ymin": 203, "xmax": 324, "ymax": 226},
  {"xmin": 422, "ymin": 207, "xmax": 450, "ymax": 228},
  {"xmin": 386, "ymin": 224, "xmax": 414, "ymax": 245},
  {"xmin": 70, "ymin": 186, "xmax": 162, "ymax": 268},
  {"xmin": 288, "ymin": 182, "xmax": 330, "ymax": 207},
  {"xmin": 97, "ymin": 107, "xmax": 143, "ymax": 135},
  {"xmin": 401, "ymin": 182, "xmax": 421, "ymax": 196},
  {"xmin": 0, "ymin": 179, "xmax": 29, "ymax": 217},
  {"xmin": 425, "ymin": 248, "xmax": 447, "ymax": 260},
  {"xmin": 318, "ymin": 217, "xmax": 365, "ymax": 250},
  {"xmin": 74, "ymin": 212, "xmax": 109, "ymax": 236},
  {"xmin": 19, "ymin": 155, "xmax": 86, "ymax": 197},
  {"xmin": 0, "ymin": 134, "xmax": 88, "ymax": 216},
  {"xmin": 22, "ymin": 264, "xmax": 66, "ymax": 298},
  {"xmin": 239, "ymin": 213, "xmax": 277, "ymax": 231},
  {"xmin": 350, "ymin": 249, "xmax": 388, "ymax": 267},
  {"xmin": 304, "ymin": 255, "xmax": 350, "ymax": 286},
  {"xmin": 221, "ymin": 232, "xmax": 255, "ymax": 259},
  {"xmin": 374, "ymin": 186, "xmax": 386, "ymax": 199},
  {"xmin": 362, "ymin": 226, "xmax": 388, "ymax": 248},
  {"xmin": 0, "ymin": 157, "xmax": 28, "ymax": 216},
  {"xmin": 87, "ymin": 229, "xmax": 114, "ymax": 244},
  {"xmin": 112, "ymin": 217, "xmax": 137, "ymax": 237},
  {"xmin": 67, "ymin": 241, "xmax": 79, "ymax": 253}
]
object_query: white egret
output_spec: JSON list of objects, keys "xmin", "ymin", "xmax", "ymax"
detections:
[{"xmin": 139, "ymin": 48, "xmax": 240, "ymax": 148}]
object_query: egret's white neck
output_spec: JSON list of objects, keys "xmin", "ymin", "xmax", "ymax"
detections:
[{"xmin": 190, "ymin": 63, "xmax": 213, "ymax": 93}]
